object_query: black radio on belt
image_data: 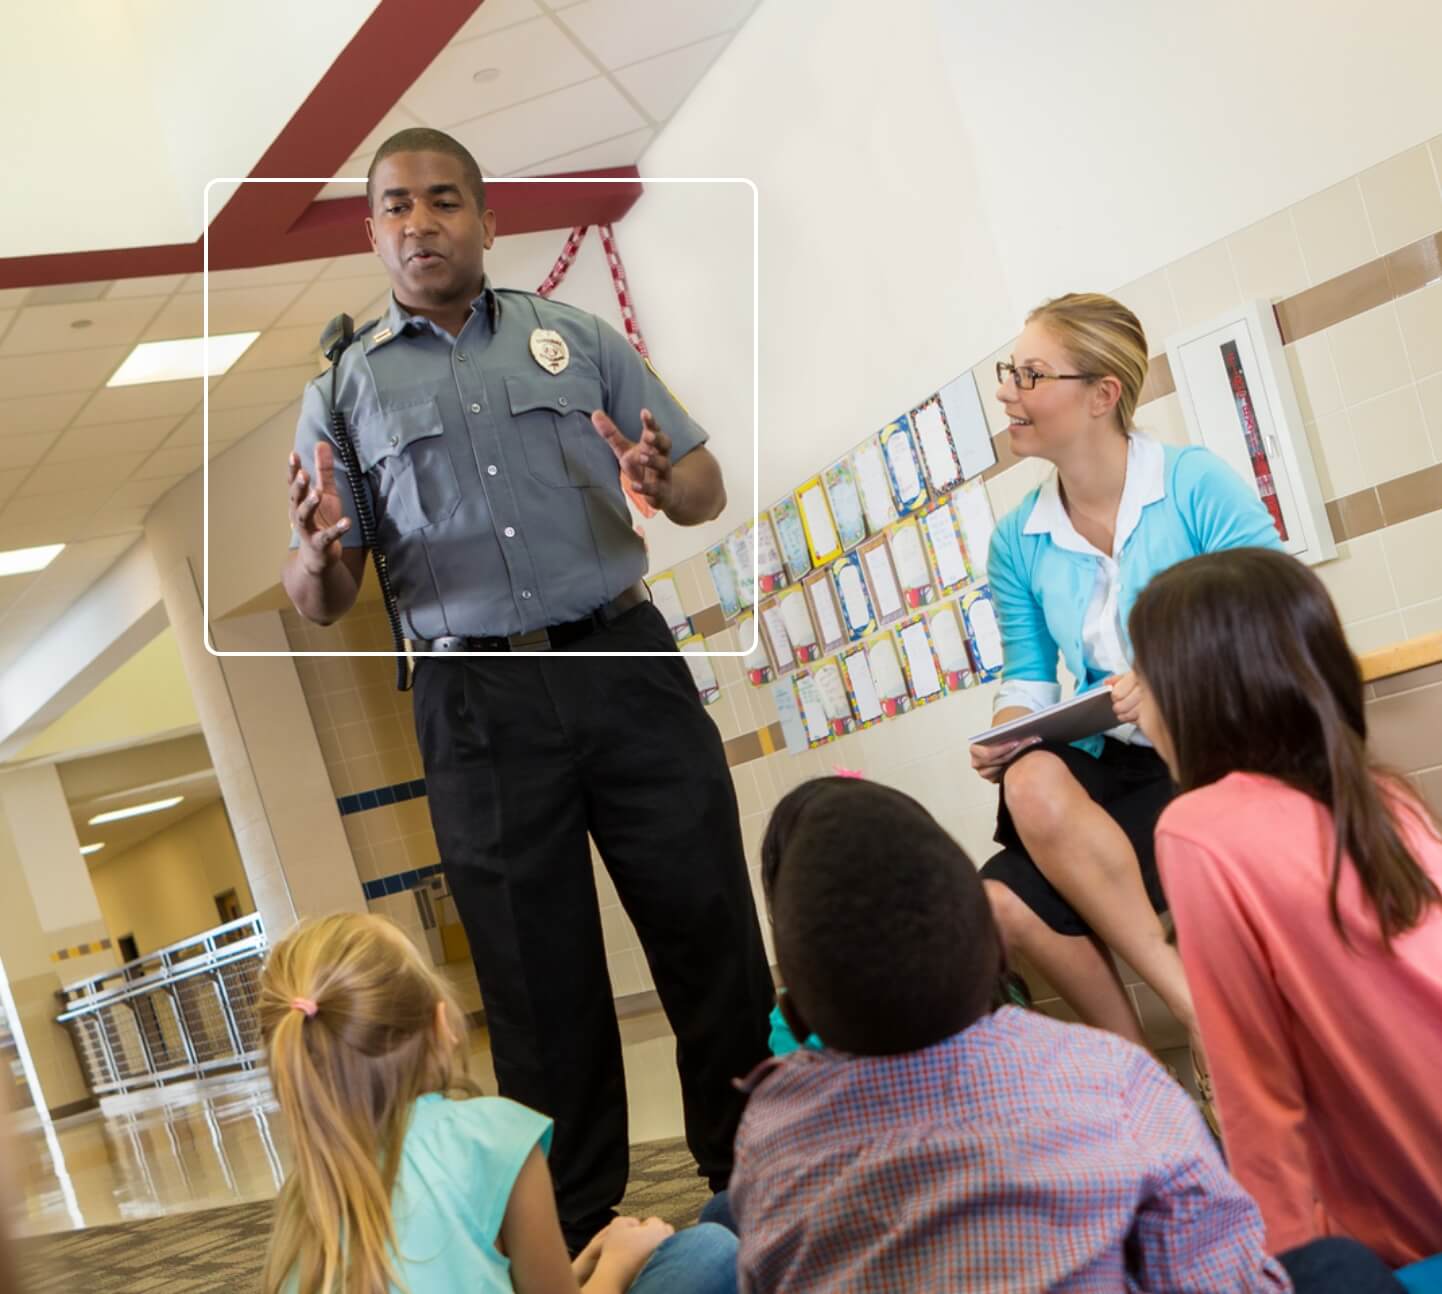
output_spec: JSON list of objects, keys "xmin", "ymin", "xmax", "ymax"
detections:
[{"xmin": 320, "ymin": 313, "xmax": 412, "ymax": 692}]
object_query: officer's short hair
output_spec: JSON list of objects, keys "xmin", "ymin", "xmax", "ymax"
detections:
[
  {"xmin": 761, "ymin": 777, "xmax": 1002, "ymax": 1056},
  {"xmin": 367, "ymin": 128, "xmax": 487, "ymax": 212}
]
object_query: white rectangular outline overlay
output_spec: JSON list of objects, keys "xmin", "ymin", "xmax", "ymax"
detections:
[{"xmin": 201, "ymin": 175, "xmax": 760, "ymax": 659}]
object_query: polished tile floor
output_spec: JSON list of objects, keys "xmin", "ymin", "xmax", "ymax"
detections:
[{"xmin": 8, "ymin": 1008, "xmax": 686, "ymax": 1238}]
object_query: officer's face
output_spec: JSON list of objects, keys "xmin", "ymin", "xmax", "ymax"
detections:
[{"xmin": 366, "ymin": 151, "xmax": 496, "ymax": 306}]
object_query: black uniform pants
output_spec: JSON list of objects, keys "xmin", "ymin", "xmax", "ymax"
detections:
[{"xmin": 412, "ymin": 601, "xmax": 774, "ymax": 1240}]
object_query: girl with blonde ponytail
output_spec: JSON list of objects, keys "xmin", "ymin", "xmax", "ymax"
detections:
[{"xmin": 259, "ymin": 913, "xmax": 737, "ymax": 1294}]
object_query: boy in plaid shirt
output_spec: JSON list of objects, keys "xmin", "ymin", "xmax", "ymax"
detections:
[{"xmin": 727, "ymin": 777, "xmax": 1404, "ymax": 1293}]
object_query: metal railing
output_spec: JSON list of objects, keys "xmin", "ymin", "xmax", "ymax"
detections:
[{"xmin": 55, "ymin": 915, "xmax": 268, "ymax": 1098}]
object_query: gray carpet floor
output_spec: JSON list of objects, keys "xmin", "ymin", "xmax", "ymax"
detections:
[{"xmin": 15, "ymin": 1137, "xmax": 710, "ymax": 1293}]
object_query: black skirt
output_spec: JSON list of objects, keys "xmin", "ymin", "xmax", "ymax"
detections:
[{"xmin": 979, "ymin": 738, "xmax": 1174, "ymax": 937}]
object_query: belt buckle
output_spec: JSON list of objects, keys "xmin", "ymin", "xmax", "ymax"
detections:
[
  {"xmin": 431, "ymin": 636, "xmax": 467, "ymax": 652},
  {"xmin": 508, "ymin": 628, "xmax": 551, "ymax": 652}
]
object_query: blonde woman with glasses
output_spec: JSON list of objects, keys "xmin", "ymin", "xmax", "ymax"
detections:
[{"xmin": 972, "ymin": 293, "xmax": 1281, "ymax": 1065}]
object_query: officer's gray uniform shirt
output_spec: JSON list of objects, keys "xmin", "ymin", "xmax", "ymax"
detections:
[{"xmin": 291, "ymin": 282, "xmax": 708, "ymax": 639}]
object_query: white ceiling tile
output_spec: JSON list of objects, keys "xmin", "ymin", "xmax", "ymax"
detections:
[
  {"xmin": 454, "ymin": 78, "xmax": 646, "ymax": 176},
  {"xmin": 402, "ymin": 19, "xmax": 597, "ymax": 130},
  {"xmin": 108, "ymin": 478, "xmax": 179, "ymax": 511},
  {"xmin": 0, "ymin": 289, "xmax": 28, "ymax": 309},
  {"xmin": 168, "ymin": 402, "xmax": 293, "ymax": 448},
  {"xmin": 0, "ymin": 518, "xmax": 78, "ymax": 549},
  {"xmin": 177, "ymin": 258, "xmax": 332, "ymax": 295},
  {"xmin": 0, "ymin": 298, "xmax": 166, "ymax": 357},
  {"xmin": 106, "ymin": 274, "xmax": 187, "ymax": 300},
  {"xmin": 456, "ymin": 0, "xmax": 544, "ymax": 41},
  {"xmin": 72, "ymin": 380, "xmax": 200, "ymax": 428},
  {"xmin": 209, "ymin": 364, "xmax": 316, "ymax": 411},
  {"xmin": 315, "ymin": 159, "xmax": 370, "ymax": 203},
  {"xmin": 0, "ymin": 347, "xmax": 128, "ymax": 400},
  {"xmin": 142, "ymin": 283, "xmax": 307, "ymax": 342},
  {"xmin": 0, "ymin": 486, "xmax": 116, "ymax": 527},
  {"xmin": 556, "ymin": 0, "xmax": 755, "ymax": 70},
  {"xmin": 0, "ymin": 572, "xmax": 39, "ymax": 609},
  {"xmin": 133, "ymin": 447, "xmax": 202, "ymax": 481},
  {"xmin": 355, "ymin": 104, "xmax": 428, "ymax": 159},
  {"xmin": 276, "ymin": 277, "xmax": 392, "ymax": 329},
  {"xmin": 230, "ymin": 324, "xmax": 325, "ymax": 373},
  {"xmin": 1, "ymin": 431, "xmax": 63, "ymax": 467},
  {"xmin": 74, "ymin": 508, "xmax": 150, "ymax": 538},
  {"xmin": 613, "ymin": 34, "xmax": 726, "ymax": 121},
  {"xmin": 0, "ymin": 309, "xmax": 15, "ymax": 338},
  {"xmin": 0, "ymin": 391, "xmax": 90, "ymax": 437},
  {"xmin": 26, "ymin": 282, "xmax": 113, "ymax": 308},
  {"xmin": 24, "ymin": 454, "xmax": 149, "ymax": 496},
  {"xmin": 514, "ymin": 126, "xmax": 653, "ymax": 175},
  {"xmin": 0, "ymin": 469, "xmax": 29, "ymax": 504},
  {"xmin": 319, "ymin": 252, "xmax": 388, "ymax": 282},
  {"xmin": 46, "ymin": 417, "xmax": 182, "ymax": 462}
]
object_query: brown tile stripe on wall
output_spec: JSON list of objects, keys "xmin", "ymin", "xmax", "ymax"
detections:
[
  {"xmin": 50, "ymin": 937, "xmax": 112, "ymax": 963},
  {"xmin": 975, "ymin": 228, "xmax": 1442, "ymax": 537}
]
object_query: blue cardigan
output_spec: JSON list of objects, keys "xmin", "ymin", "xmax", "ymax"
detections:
[{"xmin": 987, "ymin": 443, "xmax": 1282, "ymax": 755}]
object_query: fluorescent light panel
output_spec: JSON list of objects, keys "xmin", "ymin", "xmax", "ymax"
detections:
[
  {"xmin": 79, "ymin": 843, "xmax": 104, "ymax": 855},
  {"xmin": 88, "ymin": 795, "xmax": 184, "ymax": 825},
  {"xmin": 0, "ymin": 544, "xmax": 64, "ymax": 577},
  {"xmin": 107, "ymin": 332, "xmax": 259, "ymax": 387}
]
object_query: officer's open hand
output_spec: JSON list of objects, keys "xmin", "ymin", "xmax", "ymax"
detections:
[
  {"xmin": 288, "ymin": 443, "xmax": 351, "ymax": 575},
  {"xmin": 593, "ymin": 408, "xmax": 674, "ymax": 510}
]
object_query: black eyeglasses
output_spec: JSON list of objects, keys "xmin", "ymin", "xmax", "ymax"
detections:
[{"xmin": 996, "ymin": 361, "xmax": 1096, "ymax": 391}]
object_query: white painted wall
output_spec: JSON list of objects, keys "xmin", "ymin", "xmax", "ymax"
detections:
[
  {"xmin": 933, "ymin": 0, "xmax": 1442, "ymax": 318},
  {"xmin": 626, "ymin": 0, "xmax": 1019, "ymax": 563}
]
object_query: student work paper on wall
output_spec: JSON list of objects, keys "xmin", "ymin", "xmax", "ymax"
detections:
[
  {"xmin": 951, "ymin": 480, "xmax": 996, "ymax": 581},
  {"xmin": 755, "ymin": 514, "xmax": 787, "ymax": 594},
  {"xmin": 796, "ymin": 478, "xmax": 842, "ymax": 565},
  {"xmin": 650, "ymin": 574, "xmax": 692, "ymax": 640},
  {"xmin": 852, "ymin": 438, "xmax": 899, "ymax": 533},
  {"xmin": 898, "ymin": 616, "xmax": 944, "ymax": 702},
  {"xmin": 779, "ymin": 588, "xmax": 821, "ymax": 663},
  {"xmin": 861, "ymin": 537, "xmax": 905, "ymax": 624},
  {"xmin": 961, "ymin": 586, "xmax": 1004, "ymax": 680},
  {"xmin": 938, "ymin": 371, "xmax": 998, "ymax": 481},
  {"xmin": 880, "ymin": 417, "xmax": 927, "ymax": 515},
  {"xmin": 841, "ymin": 644, "xmax": 886, "ymax": 725},
  {"xmin": 832, "ymin": 553, "xmax": 877, "ymax": 640},
  {"xmin": 771, "ymin": 679, "xmax": 809, "ymax": 754},
  {"xmin": 922, "ymin": 499, "xmax": 971, "ymax": 591},
  {"xmin": 889, "ymin": 520, "xmax": 935, "ymax": 608},
  {"xmin": 824, "ymin": 459, "xmax": 868, "ymax": 550},
  {"xmin": 804, "ymin": 570, "xmax": 847, "ymax": 655},
  {"xmin": 930, "ymin": 603, "xmax": 975, "ymax": 691},
  {"xmin": 910, "ymin": 394, "xmax": 963, "ymax": 494}
]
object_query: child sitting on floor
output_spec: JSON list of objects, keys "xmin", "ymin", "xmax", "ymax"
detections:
[
  {"xmin": 258, "ymin": 912, "xmax": 736, "ymax": 1294},
  {"xmin": 1130, "ymin": 547, "xmax": 1442, "ymax": 1274},
  {"xmin": 727, "ymin": 776, "xmax": 1405, "ymax": 1293}
]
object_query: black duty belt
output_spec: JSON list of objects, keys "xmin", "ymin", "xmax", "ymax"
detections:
[{"xmin": 412, "ymin": 582, "xmax": 649, "ymax": 654}]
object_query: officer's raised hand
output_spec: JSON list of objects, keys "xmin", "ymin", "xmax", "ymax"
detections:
[
  {"xmin": 593, "ymin": 408, "xmax": 674, "ymax": 508},
  {"xmin": 283, "ymin": 442, "xmax": 366, "ymax": 624},
  {"xmin": 592, "ymin": 407, "xmax": 726, "ymax": 525},
  {"xmin": 288, "ymin": 442, "xmax": 351, "ymax": 573}
]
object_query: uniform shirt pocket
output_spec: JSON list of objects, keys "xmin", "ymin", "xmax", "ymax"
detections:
[
  {"xmin": 505, "ymin": 373, "xmax": 614, "ymax": 489},
  {"xmin": 360, "ymin": 398, "xmax": 460, "ymax": 535}
]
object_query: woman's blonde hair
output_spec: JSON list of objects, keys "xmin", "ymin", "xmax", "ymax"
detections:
[
  {"xmin": 1027, "ymin": 292, "xmax": 1149, "ymax": 431},
  {"xmin": 259, "ymin": 913, "xmax": 479, "ymax": 1294}
]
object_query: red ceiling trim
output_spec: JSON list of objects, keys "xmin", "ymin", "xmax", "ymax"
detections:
[{"xmin": 0, "ymin": 0, "xmax": 642, "ymax": 291}]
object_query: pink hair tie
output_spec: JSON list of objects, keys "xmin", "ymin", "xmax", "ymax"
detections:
[
  {"xmin": 832, "ymin": 766, "xmax": 866, "ymax": 780},
  {"xmin": 291, "ymin": 997, "xmax": 319, "ymax": 1018}
]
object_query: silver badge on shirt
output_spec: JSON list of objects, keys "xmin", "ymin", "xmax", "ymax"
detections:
[{"xmin": 529, "ymin": 328, "xmax": 570, "ymax": 375}]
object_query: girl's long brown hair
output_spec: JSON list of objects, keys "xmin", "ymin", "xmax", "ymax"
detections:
[
  {"xmin": 259, "ymin": 914, "xmax": 480, "ymax": 1294},
  {"xmin": 1130, "ymin": 547, "xmax": 1440, "ymax": 949}
]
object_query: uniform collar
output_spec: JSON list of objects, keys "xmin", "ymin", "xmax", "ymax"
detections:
[
  {"xmin": 370, "ymin": 276, "xmax": 501, "ymax": 351},
  {"xmin": 1023, "ymin": 432, "xmax": 1166, "ymax": 557}
]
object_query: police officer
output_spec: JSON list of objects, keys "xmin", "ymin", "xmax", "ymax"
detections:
[{"xmin": 283, "ymin": 129, "xmax": 773, "ymax": 1250}]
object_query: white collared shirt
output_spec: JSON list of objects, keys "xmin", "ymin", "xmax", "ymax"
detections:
[{"xmin": 995, "ymin": 433, "xmax": 1165, "ymax": 744}]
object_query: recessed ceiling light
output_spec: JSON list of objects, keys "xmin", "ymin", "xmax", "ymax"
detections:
[
  {"xmin": 70, "ymin": 318, "xmax": 94, "ymax": 330},
  {"xmin": 0, "ymin": 544, "xmax": 64, "ymax": 577},
  {"xmin": 88, "ymin": 795, "xmax": 184, "ymax": 825},
  {"xmin": 473, "ymin": 67, "xmax": 501, "ymax": 83},
  {"xmin": 107, "ymin": 333, "xmax": 259, "ymax": 388},
  {"xmin": 80, "ymin": 843, "xmax": 104, "ymax": 856}
]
